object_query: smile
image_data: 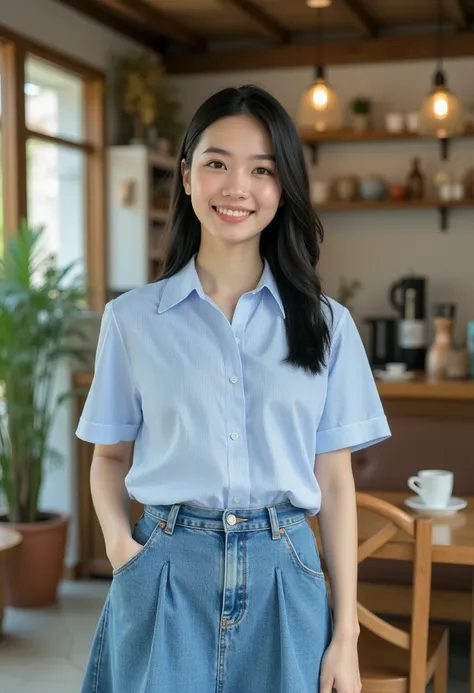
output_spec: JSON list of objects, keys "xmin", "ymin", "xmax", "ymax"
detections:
[{"xmin": 213, "ymin": 206, "xmax": 254, "ymax": 218}]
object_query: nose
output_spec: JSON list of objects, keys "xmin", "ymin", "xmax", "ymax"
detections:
[{"xmin": 221, "ymin": 169, "xmax": 250, "ymax": 200}]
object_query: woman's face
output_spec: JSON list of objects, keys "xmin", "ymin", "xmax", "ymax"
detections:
[{"xmin": 182, "ymin": 115, "xmax": 282, "ymax": 248}]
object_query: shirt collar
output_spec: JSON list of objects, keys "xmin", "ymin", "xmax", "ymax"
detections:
[{"xmin": 157, "ymin": 254, "xmax": 285, "ymax": 319}]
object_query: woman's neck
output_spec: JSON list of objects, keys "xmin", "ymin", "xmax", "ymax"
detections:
[{"xmin": 195, "ymin": 246, "xmax": 264, "ymax": 301}]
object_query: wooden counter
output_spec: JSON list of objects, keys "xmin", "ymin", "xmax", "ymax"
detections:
[
  {"xmin": 377, "ymin": 375, "xmax": 474, "ymax": 401},
  {"xmin": 74, "ymin": 370, "xmax": 474, "ymax": 400}
]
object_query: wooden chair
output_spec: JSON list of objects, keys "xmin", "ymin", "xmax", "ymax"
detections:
[{"xmin": 356, "ymin": 492, "xmax": 449, "ymax": 693}]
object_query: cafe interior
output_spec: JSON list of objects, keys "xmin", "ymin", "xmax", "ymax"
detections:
[{"xmin": 0, "ymin": 0, "xmax": 474, "ymax": 691}]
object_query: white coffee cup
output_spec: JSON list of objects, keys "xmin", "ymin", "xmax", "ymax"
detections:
[
  {"xmin": 385, "ymin": 362, "xmax": 406, "ymax": 377},
  {"xmin": 407, "ymin": 469, "xmax": 453, "ymax": 509}
]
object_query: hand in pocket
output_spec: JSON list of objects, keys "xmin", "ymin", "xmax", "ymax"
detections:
[{"xmin": 107, "ymin": 536, "xmax": 144, "ymax": 572}]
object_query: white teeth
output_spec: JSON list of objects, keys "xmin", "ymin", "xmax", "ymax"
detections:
[{"xmin": 215, "ymin": 207, "xmax": 251, "ymax": 217}]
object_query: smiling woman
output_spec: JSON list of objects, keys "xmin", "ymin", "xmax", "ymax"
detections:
[{"xmin": 77, "ymin": 84, "xmax": 390, "ymax": 693}]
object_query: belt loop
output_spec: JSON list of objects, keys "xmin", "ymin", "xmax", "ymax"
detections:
[
  {"xmin": 267, "ymin": 505, "xmax": 281, "ymax": 540},
  {"xmin": 164, "ymin": 503, "xmax": 182, "ymax": 535}
]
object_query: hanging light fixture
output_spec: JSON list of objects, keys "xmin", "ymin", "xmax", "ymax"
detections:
[
  {"xmin": 418, "ymin": 0, "xmax": 465, "ymax": 138},
  {"xmin": 298, "ymin": 7, "xmax": 342, "ymax": 132}
]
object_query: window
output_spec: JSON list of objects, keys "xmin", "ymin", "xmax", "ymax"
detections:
[
  {"xmin": 25, "ymin": 57, "xmax": 87, "ymax": 276},
  {"xmin": 0, "ymin": 28, "xmax": 106, "ymax": 308}
]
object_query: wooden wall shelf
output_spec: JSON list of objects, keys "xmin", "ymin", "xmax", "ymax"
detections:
[
  {"xmin": 313, "ymin": 198, "xmax": 474, "ymax": 231},
  {"xmin": 300, "ymin": 126, "xmax": 474, "ymax": 145},
  {"xmin": 315, "ymin": 199, "xmax": 474, "ymax": 211},
  {"xmin": 300, "ymin": 126, "xmax": 474, "ymax": 162}
]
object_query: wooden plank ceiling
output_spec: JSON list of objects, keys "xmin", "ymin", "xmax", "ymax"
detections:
[{"xmin": 55, "ymin": 0, "xmax": 474, "ymax": 73}]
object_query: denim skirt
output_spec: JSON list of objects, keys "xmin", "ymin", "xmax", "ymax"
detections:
[{"xmin": 81, "ymin": 501, "xmax": 333, "ymax": 693}]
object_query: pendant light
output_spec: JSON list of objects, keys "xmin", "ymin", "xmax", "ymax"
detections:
[
  {"xmin": 418, "ymin": 0, "xmax": 465, "ymax": 138},
  {"xmin": 298, "ymin": 7, "xmax": 342, "ymax": 132}
]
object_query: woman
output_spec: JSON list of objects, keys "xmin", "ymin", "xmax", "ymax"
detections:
[{"xmin": 77, "ymin": 84, "xmax": 391, "ymax": 693}]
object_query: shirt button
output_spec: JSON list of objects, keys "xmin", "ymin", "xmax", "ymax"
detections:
[
  {"xmin": 230, "ymin": 432, "xmax": 239, "ymax": 441},
  {"xmin": 227, "ymin": 514, "xmax": 237, "ymax": 526},
  {"xmin": 234, "ymin": 497, "xmax": 241, "ymax": 504},
  {"xmin": 229, "ymin": 375, "xmax": 238, "ymax": 384},
  {"xmin": 235, "ymin": 337, "xmax": 240, "ymax": 344}
]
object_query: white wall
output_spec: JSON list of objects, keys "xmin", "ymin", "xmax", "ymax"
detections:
[
  {"xmin": 0, "ymin": 0, "xmax": 144, "ymax": 567},
  {"xmin": 169, "ymin": 59, "xmax": 474, "ymax": 346}
]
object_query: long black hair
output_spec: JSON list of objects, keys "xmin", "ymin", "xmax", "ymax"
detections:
[{"xmin": 157, "ymin": 84, "xmax": 333, "ymax": 375}]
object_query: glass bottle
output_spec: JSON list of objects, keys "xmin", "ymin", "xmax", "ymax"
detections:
[{"xmin": 406, "ymin": 157, "xmax": 425, "ymax": 200}]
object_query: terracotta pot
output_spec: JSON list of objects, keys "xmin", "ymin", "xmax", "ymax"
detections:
[{"xmin": 0, "ymin": 512, "xmax": 69, "ymax": 607}]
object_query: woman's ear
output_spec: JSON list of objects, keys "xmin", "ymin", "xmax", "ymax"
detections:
[{"xmin": 181, "ymin": 159, "xmax": 191, "ymax": 195}]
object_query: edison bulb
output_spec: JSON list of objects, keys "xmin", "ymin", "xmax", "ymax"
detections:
[
  {"xmin": 298, "ymin": 78, "xmax": 342, "ymax": 132},
  {"xmin": 419, "ymin": 71, "xmax": 465, "ymax": 138},
  {"xmin": 433, "ymin": 93, "xmax": 449, "ymax": 118},
  {"xmin": 311, "ymin": 83, "xmax": 329, "ymax": 109}
]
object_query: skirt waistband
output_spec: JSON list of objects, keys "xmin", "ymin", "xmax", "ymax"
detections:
[{"xmin": 143, "ymin": 501, "xmax": 307, "ymax": 538}]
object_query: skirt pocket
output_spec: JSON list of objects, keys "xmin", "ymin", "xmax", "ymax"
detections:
[
  {"xmin": 112, "ymin": 512, "xmax": 162, "ymax": 579},
  {"xmin": 282, "ymin": 519, "xmax": 326, "ymax": 582}
]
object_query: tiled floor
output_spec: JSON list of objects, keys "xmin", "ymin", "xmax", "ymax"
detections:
[{"xmin": 0, "ymin": 579, "xmax": 470, "ymax": 692}]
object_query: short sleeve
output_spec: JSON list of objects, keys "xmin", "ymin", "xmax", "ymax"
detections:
[
  {"xmin": 316, "ymin": 308, "xmax": 391, "ymax": 455},
  {"xmin": 75, "ymin": 302, "xmax": 142, "ymax": 444}
]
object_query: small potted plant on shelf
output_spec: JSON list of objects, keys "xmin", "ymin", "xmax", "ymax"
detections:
[
  {"xmin": 349, "ymin": 96, "xmax": 373, "ymax": 133},
  {"xmin": 0, "ymin": 222, "xmax": 90, "ymax": 607}
]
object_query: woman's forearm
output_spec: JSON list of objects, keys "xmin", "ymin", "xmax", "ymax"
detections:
[
  {"xmin": 90, "ymin": 453, "xmax": 132, "ymax": 552},
  {"xmin": 317, "ymin": 462, "xmax": 360, "ymax": 639}
]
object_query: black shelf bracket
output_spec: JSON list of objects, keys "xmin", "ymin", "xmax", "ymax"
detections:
[
  {"xmin": 306, "ymin": 142, "xmax": 319, "ymax": 165},
  {"xmin": 438, "ymin": 205, "xmax": 449, "ymax": 232},
  {"xmin": 440, "ymin": 137, "xmax": 449, "ymax": 160}
]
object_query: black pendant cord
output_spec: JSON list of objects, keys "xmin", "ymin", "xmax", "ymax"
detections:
[
  {"xmin": 436, "ymin": 0, "xmax": 443, "ymax": 74},
  {"xmin": 314, "ymin": 9, "xmax": 324, "ymax": 80}
]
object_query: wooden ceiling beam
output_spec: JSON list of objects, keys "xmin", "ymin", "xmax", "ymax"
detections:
[
  {"xmin": 449, "ymin": 0, "xmax": 470, "ymax": 31},
  {"xmin": 340, "ymin": 0, "xmax": 378, "ymax": 38},
  {"xmin": 217, "ymin": 0, "xmax": 290, "ymax": 43},
  {"xmin": 116, "ymin": 0, "xmax": 205, "ymax": 48},
  {"xmin": 163, "ymin": 32, "xmax": 474, "ymax": 74},
  {"xmin": 54, "ymin": 0, "xmax": 167, "ymax": 51}
]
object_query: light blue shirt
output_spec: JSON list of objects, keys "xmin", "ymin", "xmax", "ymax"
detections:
[{"xmin": 76, "ymin": 255, "xmax": 390, "ymax": 515}]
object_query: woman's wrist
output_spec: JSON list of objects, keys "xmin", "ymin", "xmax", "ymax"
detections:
[{"xmin": 331, "ymin": 621, "xmax": 360, "ymax": 642}]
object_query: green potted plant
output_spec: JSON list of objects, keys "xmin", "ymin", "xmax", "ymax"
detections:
[
  {"xmin": 113, "ymin": 51, "xmax": 184, "ymax": 153},
  {"xmin": 0, "ymin": 222, "xmax": 90, "ymax": 607},
  {"xmin": 349, "ymin": 96, "xmax": 373, "ymax": 133},
  {"xmin": 337, "ymin": 276, "xmax": 363, "ymax": 314}
]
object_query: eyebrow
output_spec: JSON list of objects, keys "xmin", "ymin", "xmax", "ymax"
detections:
[{"xmin": 201, "ymin": 146, "xmax": 275, "ymax": 162}]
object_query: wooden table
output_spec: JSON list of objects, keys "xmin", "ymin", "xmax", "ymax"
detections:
[
  {"xmin": 359, "ymin": 491, "xmax": 474, "ymax": 692},
  {"xmin": 0, "ymin": 527, "xmax": 22, "ymax": 632}
]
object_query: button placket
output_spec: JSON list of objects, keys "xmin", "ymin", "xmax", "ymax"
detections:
[{"xmin": 226, "ymin": 303, "xmax": 252, "ymax": 510}]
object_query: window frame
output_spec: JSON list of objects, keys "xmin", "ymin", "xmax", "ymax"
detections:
[{"xmin": 0, "ymin": 23, "xmax": 106, "ymax": 310}]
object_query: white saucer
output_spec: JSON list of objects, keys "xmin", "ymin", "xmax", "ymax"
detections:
[
  {"xmin": 374, "ymin": 369, "xmax": 415, "ymax": 381},
  {"xmin": 404, "ymin": 496, "xmax": 467, "ymax": 515}
]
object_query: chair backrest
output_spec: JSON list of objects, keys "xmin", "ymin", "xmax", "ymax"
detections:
[{"xmin": 356, "ymin": 492, "xmax": 433, "ymax": 693}]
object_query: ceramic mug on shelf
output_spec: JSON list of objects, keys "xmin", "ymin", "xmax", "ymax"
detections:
[
  {"xmin": 310, "ymin": 180, "xmax": 329, "ymax": 204},
  {"xmin": 407, "ymin": 469, "xmax": 453, "ymax": 509},
  {"xmin": 385, "ymin": 112, "xmax": 404, "ymax": 133}
]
